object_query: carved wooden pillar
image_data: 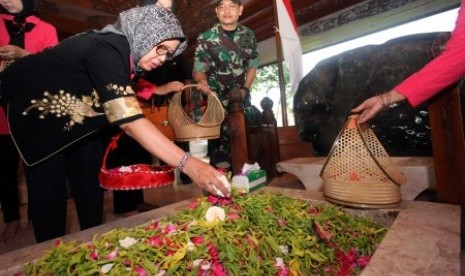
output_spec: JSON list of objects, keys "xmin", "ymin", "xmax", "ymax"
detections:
[
  {"xmin": 229, "ymin": 88, "xmax": 248, "ymax": 175},
  {"xmin": 246, "ymin": 97, "xmax": 280, "ymax": 178}
]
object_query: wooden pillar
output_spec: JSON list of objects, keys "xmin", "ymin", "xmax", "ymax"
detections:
[
  {"xmin": 428, "ymin": 83, "xmax": 465, "ymax": 247},
  {"xmin": 229, "ymin": 88, "xmax": 248, "ymax": 175},
  {"xmin": 428, "ymin": 85, "xmax": 465, "ymax": 204},
  {"xmin": 247, "ymin": 97, "xmax": 281, "ymax": 178}
]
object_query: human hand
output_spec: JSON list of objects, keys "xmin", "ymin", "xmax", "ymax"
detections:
[
  {"xmin": 352, "ymin": 90, "xmax": 405, "ymax": 124},
  {"xmin": 351, "ymin": 95, "xmax": 385, "ymax": 124},
  {"xmin": 183, "ymin": 156, "xmax": 231, "ymax": 198},
  {"xmin": 196, "ymin": 80, "xmax": 213, "ymax": 95},
  {"xmin": 156, "ymin": 81, "xmax": 184, "ymax": 95},
  {"xmin": 156, "ymin": 0, "xmax": 173, "ymax": 10},
  {"xmin": 240, "ymin": 87, "xmax": 248, "ymax": 99},
  {"xmin": 0, "ymin": 45, "xmax": 28, "ymax": 60}
]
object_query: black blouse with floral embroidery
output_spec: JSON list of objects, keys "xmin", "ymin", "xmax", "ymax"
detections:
[{"xmin": 0, "ymin": 32, "xmax": 144, "ymax": 165}]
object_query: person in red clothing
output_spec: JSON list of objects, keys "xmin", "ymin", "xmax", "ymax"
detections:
[
  {"xmin": 0, "ymin": 0, "xmax": 58, "ymax": 243},
  {"xmin": 352, "ymin": 1, "xmax": 465, "ymax": 123}
]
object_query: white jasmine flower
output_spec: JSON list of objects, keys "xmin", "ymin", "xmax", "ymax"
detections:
[
  {"xmin": 276, "ymin": 257, "xmax": 284, "ymax": 267},
  {"xmin": 119, "ymin": 166, "xmax": 132, "ymax": 173},
  {"xmin": 187, "ymin": 241, "xmax": 195, "ymax": 251},
  {"xmin": 155, "ymin": 270, "xmax": 167, "ymax": 276},
  {"xmin": 205, "ymin": 206, "xmax": 226, "ymax": 222},
  {"xmin": 214, "ymin": 175, "xmax": 231, "ymax": 197},
  {"xmin": 201, "ymin": 261, "xmax": 211, "ymax": 270},
  {"xmin": 119, "ymin": 236, "xmax": 138, "ymax": 248},
  {"xmin": 192, "ymin": 259, "xmax": 204, "ymax": 268},
  {"xmin": 101, "ymin": 263, "xmax": 114, "ymax": 274}
]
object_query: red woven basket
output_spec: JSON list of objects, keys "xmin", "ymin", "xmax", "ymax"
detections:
[{"xmin": 99, "ymin": 132, "xmax": 175, "ymax": 190}]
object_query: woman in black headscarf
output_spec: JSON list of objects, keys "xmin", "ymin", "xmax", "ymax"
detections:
[
  {"xmin": 0, "ymin": 4, "xmax": 230, "ymax": 243},
  {"xmin": 0, "ymin": 0, "xmax": 58, "ymax": 243}
]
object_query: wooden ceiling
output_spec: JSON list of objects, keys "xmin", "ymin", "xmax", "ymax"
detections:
[{"xmin": 35, "ymin": 0, "xmax": 368, "ymax": 63}]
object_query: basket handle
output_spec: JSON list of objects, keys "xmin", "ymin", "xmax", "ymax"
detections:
[
  {"xmin": 182, "ymin": 83, "xmax": 199, "ymax": 90},
  {"xmin": 169, "ymin": 84, "xmax": 225, "ymax": 125},
  {"xmin": 101, "ymin": 131, "xmax": 125, "ymax": 170}
]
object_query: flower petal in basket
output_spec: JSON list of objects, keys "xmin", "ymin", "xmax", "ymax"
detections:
[
  {"xmin": 99, "ymin": 164, "xmax": 174, "ymax": 190},
  {"xmin": 98, "ymin": 132, "xmax": 175, "ymax": 190}
]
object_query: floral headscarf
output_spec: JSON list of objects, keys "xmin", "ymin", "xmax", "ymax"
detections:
[{"xmin": 99, "ymin": 4, "xmax": 187, "ymax": 70}]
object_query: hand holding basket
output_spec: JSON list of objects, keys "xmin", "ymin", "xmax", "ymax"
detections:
[{"xmin": 168, "ymin": 84, "xmax": 225, "ymax": 141}]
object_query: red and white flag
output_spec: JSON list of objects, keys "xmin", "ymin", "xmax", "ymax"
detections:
[{"xmin": 276, "ymin": 0, "xmax": 303, "ymax": 94}]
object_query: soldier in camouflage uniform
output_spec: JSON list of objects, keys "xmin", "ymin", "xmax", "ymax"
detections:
[{"xmin": 193, "ymin": 0, "xmax": 260, "ymax": 169}]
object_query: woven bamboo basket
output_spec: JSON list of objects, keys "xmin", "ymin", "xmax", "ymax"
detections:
[
  {"xmin": 168, "ymin": 85, "xmax": 225, "ymax": 142},
  {"xmin": 320, "ymin": 115, "xmax": 406, "ymax": 209}
]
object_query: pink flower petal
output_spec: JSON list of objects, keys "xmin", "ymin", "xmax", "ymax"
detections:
[
  {"xmin": 104, "ymin": 249, "xmax": 119, "ymax": 260},
  {"xmin": 211, "ymin": 262, "xmax": 227, "ymax": 276},
  {"xmin": 149, "ymin": 235, "xmax": 164, "ymax": 247},
  {"xmin": 163, "ymin": 224, "xmax": 177, "ymax": 234},
  {"xmin": 228, "ymin": 212, "xmax": 240, "ymax": 221},
  {"xmin": 134, "ymin": 266, "xmax": 148, "ymax": 276},
  {"xmin": 191, "ymin": 236, "xmax": 205, "ymax": 245},
  {"xmin": 88, "ymin": 250, "xmax": 98, "ymax": 260},
  {"xmin": 53, "ymin": 240, "xmax": 61, "ymax": 247},
  {"xmin": 188, "ymin": 201, "xmax": 198, "ymax": 210},
  {"xmin": 357, "ymin": 255, "xmax": 371, "ymax": 267}
]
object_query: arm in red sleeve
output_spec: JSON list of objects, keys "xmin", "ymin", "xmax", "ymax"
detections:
[
  {"xmin": 395, "ymin": 2, "xmax": 465, "ymax": 107},
  {"xmin": 135, "ymin": 78, "xmax": 157, "ymax": 101}
]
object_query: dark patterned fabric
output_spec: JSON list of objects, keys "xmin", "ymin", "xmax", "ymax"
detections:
[{"xmin": 1, "ymin": 4, "xmax": 189, "ymax": 165}]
